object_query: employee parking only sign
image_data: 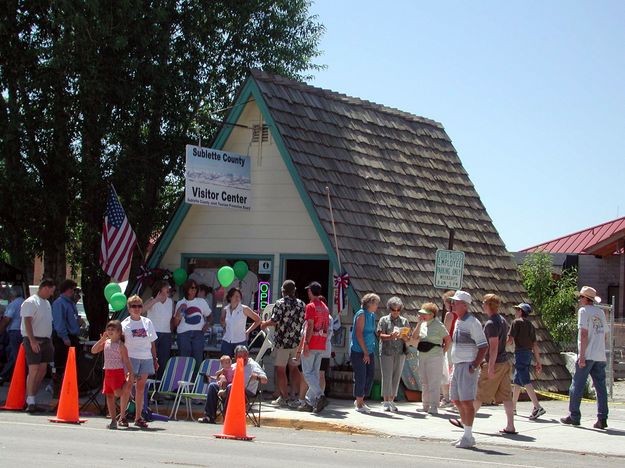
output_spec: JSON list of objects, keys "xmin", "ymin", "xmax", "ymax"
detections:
[
  {"xmin": 185, "ymin": 145, "xmax": 251, "ymax": 210},
  {"xmin": 434, "ymin": 249, "xmax": 465, "ymax": 289}
]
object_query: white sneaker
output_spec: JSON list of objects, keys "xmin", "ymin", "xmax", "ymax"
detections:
[
  {"xmin": 389, "ymin": 401, "xmax": 398, "ymax": 412},
  {"xmin": 529, "ymin": 406, "xmax": 546, "ymax": 420},
  {"xmin": 355, "ymin": 404, "xmax": 371, "ymax": 414},
  {"xmin": 455, "ymin": 436, "xmax": 476, "ymax": 449},
  {"xmin": 428, "ymin": 407, "xmax": 439, "ymax": 415},
  {"xmin": 382, "ymin": 402, "xmax": 391, "ymax": 411}
]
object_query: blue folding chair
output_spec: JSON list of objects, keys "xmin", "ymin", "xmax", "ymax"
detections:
[
  {"xmin": 147, "ymin": 356, "xmax": 196, "ymax": 418},
  {"xmin": 172, "ymin": 358, "xmax": 221, "ymax": 421}
]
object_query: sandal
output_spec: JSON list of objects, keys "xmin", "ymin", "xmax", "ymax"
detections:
[
  {"xmin": 449, "ymin": 418, "xmax": 464, "ymax": 429},
  {"xmin": 499, "ymin": 428, "xmax": 518, "ymax": 435},
  {"xmin": 134, "ymin": 418, "xmax": 149, "ymax": 428},
  {"xmin": 117, "ymin": 417, "xmax": 129, "ymax": 428}
]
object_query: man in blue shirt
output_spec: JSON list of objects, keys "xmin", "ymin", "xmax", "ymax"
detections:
[
  {"xmin": 0, "ymin": 288, "xmax": 25, "ymax": 384},
  {"xmin": 52, "ymin": 279, "xmax": 81, "ymax": 388}
]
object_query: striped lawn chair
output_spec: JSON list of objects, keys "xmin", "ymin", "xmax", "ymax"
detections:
[
  {"xmin": 148, "ymin": 356, "xmax": 196, "ymax": 417},
  {"xmin": 172, "ymin": 358, "xmax": 221, "ymax": 421}
]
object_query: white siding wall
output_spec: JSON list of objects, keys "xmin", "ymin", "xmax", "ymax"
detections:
[{"xmin": 161, "ymin": 100, "xmax": 327, "ymax": 280}]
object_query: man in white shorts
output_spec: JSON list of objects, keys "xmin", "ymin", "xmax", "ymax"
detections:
[{"xmin": 448, "ymin": 291, "xmax": 488, "ymax": 448}]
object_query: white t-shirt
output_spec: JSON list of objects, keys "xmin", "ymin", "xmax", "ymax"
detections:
[
  {"xmin": 236, "ymin": 271, "xmax": 258, "ymax": 307},
  {"xmin": 20, "ymin": 294, "xmax": 53, "ymax": 338},
  {"xmin": 451, "ymin": 313, "xmax": 488, "ymax": 364},
  {"xmin": 578, "ymin": 305, "xmax": 607, "ymax": 362},
  {"xmin": 189, "ymin": 269, "xmax": 219, "ymax": 289},
  {"xmin": 147, "ymin": 297, "xmax": 174, "ymax": 333},
  {"xmin": 122, "ymin": 316, "xmax": 157, "ymax": 359},
  {"xmin": 175, "ymin": 298, "xmax": 211, "ymax": 334}
]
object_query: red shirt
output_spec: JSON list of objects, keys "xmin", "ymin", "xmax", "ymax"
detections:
[{"xmin": 305, "ymin": 299, "xmax": 330, "ymax": 350}]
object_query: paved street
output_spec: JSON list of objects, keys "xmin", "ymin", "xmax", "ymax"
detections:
[{"xmin": 0, "ymin": 411, "xmax": 623, "ymax": 468}]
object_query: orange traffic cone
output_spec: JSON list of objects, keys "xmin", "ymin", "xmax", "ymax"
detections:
[
  {"xmin": 0, "ymin": 343, "xmax": 27, "ymax": 411},
  {"xmin": 49, "ymin": 347, "xmax": 86, "ymax": 424},
  {"xmin": 214, "ymin": 357, "xmax": 254, "ymax": 440}
]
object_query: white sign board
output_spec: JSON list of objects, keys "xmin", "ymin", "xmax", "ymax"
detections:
[
  {"xmin": 258, "ymin": 260, "xmax": 272, "ymax": 274},
  {"xmin": 434, "ymin": 249, "xmax": 465, "ymax": 289},
  {"xmin": 185, "ymin": 145, "xmax": 251, "ymax": 210}
]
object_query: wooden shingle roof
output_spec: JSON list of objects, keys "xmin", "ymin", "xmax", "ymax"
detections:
[{"xmin": 251, "ymin": 69, "xmax": 570, "ymax": 391}]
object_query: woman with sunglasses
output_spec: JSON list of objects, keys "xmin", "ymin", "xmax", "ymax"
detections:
[
  {"xmin": 120, "ymin": 295, "xmax": 158, "ymax": 428},
  {"xmin": 173, "ymin": 279, "xmax": 212, "ymax": 368},
  {"xmin": 376, "ymin": 296, "xmax": 410, "ymax": 411}
]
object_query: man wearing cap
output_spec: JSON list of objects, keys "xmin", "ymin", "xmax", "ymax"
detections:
[
  {"xmin": 260, "ymin": 279, "xmax": 305, "ymax": 407},
  {"xmin": 298, "ymin": 281, "xmax": 329, "ymax": 413},
  {"xmin": 508, "ymin": 303, "xmax": 545, "ymax": 420},
  {"xmin": 447, "ymin": 290, "xmax": 488, "ymax": 449},
  {"xmin": 561, "ymin": 286, "xmax": 609, "ymax": 429}
]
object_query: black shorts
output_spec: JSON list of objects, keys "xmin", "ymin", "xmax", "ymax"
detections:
[
  {"xmin": 320, "ymin": 358, "xmax": 330, "ymax": 373},
  {"xmin": 23, "ymin": 337, "xmax": 54, "ymax": 365}
]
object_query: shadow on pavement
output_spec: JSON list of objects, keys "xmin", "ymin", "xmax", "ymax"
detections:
[
  {"xmin": 575, "ymin": 426, "xmax": 625, "ymax": 436},
  {"xmin": 480, "ymin": 432, "xmax": 537, "ymax": 442}
]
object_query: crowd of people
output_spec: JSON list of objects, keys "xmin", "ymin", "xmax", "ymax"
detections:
[{"xmin": 0, "ymin": 276, "xmax": 610, "ymax": 444}]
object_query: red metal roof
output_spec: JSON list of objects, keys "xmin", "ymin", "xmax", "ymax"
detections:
[{"xmin": 521, "ymin": 216, "xmax": 625, "ymax": 255}]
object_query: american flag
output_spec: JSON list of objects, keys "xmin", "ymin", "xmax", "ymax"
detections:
[{"xmin": 99, "ymin": 186, "xmax": 137, "ymax": 282}]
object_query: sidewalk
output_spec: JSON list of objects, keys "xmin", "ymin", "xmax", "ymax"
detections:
[{"xmin": 3, "ymin": 380, "xmax": 625, "ymax": 456}]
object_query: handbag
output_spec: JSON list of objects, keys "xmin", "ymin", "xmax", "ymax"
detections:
[{"xmin": 417, "ymin": 341, "xmax": 440, "ymax": 353}]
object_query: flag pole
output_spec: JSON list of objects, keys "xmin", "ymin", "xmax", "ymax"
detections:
[{"xmin": 325, "ymin": 186, "xmax": 341, "ymax": 272}]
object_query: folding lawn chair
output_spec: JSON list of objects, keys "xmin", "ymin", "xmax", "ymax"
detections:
[
  {"xmin": 171, "ymin": 358, "xmax": 221, "ymax": 421},
  {"xmin": 148, "ymin": 356, "xmax": 196, "ymax": 418}
]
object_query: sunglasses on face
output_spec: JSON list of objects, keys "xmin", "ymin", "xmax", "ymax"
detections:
[
  {"xmin": 189, "ymin": 287, "xmax": 197, "ymax": 290},
  {"xmin": 390, "ymin": 308, "xmax": 402, "ymax": 312},
  {"xmin": 129, "ymin": 304, "xmax": 142, "ymax": 309}
]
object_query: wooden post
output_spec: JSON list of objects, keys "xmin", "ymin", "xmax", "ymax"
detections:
[{"xmin": 448, "ymin": 228, "xmax": 455, "ymax": 250}]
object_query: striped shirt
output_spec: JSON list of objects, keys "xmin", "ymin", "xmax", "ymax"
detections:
[{"xmin": 451, "ymin": 313, "xmax": 487, "ymax": 364}]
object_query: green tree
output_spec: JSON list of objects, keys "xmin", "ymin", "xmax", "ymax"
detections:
[
  {"xmin": 518, "ymin": 252, "xmax": 578, "ymax": 345},
  {"xmin": 1, "ymin": 0, "xmax": 324, "ymax": 337}
]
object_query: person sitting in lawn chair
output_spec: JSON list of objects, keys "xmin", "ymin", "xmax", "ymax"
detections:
[{"xmin": 198, "ymin": 345, "xmax": 267, "ymax": 424}]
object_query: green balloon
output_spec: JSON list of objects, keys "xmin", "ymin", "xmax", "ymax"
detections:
[
  {"xmin": 173, "ymin": 268, "xmax": 188, "ymax": 286},
  {"xmin": 217, "ymin": 266, "xmax": 235, "ymax": 288},
  {"xmin": 104, "ymin": 283, "xmax": 122, "ymax": 303},
  {"xmin": 109, "ymin": 292, "xmax": 127, "ymax": 311},
  {"xmin": 233, "ymin": 261, "xmax": 249, "ymax": 281}
]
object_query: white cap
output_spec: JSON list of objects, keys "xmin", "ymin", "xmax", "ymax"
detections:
[{"xmin": 450, "ymin": 290, "xmax": 472, "ymax": 304}]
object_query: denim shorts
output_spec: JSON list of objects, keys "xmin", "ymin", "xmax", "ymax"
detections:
[
  {"xmin": 129, "ymin": 357, "xmax": 155, "ymax": 377},
  {"xmin": 513, "ymin": 350, "xmax": 533, "ymax": 386}
]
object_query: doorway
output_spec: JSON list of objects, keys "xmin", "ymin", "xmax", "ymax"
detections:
[{"xmin": 283, "ymin": 258, "xmax": 330, "ymax": 304}]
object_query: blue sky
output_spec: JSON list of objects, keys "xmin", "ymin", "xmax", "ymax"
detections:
[{"xmin": 308, "ymin": 0, "xmax": 625, "ymax": 251}]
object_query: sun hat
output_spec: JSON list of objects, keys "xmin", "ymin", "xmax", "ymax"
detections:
[
  {"xmin": 576, "ymin": 286, "xmax": 601, "ymax": 303},
  {"xmin": 450, "ymin": 290, "xmax": 472, "ymax": 304}
]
